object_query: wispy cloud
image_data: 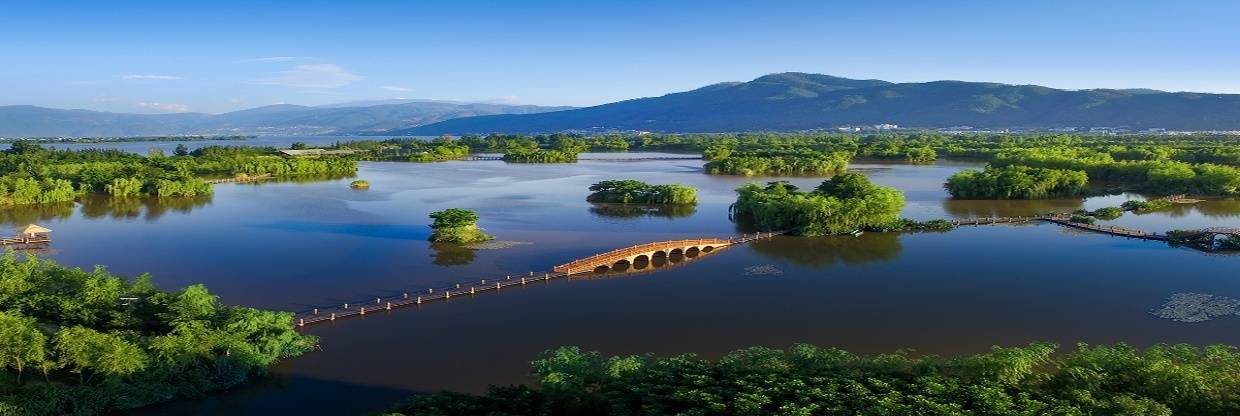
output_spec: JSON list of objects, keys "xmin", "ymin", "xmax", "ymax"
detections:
[
  {"xmin": 234, "ymin": 56, "xmax": 305, "ymax": 63},
  {"xmin": 252, "ymin": 64, "xmax": 362, "ymax": 89},
  {"xmin": 123, "ymin": 74, "xmax": 183, "ymax": 80},
  {"xmin": 382, "ymin": 85, "xmax": 413, "ymax": 92},
  {"xmin": 135, "ymin": 102, "xmax": 190, "ymax": 112}
]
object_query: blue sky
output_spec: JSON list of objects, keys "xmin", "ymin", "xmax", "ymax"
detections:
[{"xmin": 2, "ymin": 0, "xmax": 1237, "ymax": 114}]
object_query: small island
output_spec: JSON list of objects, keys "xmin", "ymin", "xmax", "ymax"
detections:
[
  {"xmin": 428, "ymin": 208, "xmax": 493, "ymax": 244},
  {"xmin": 733, "ymin": 173, "xmax": 908, "ymax": 236},
  {"xmin": 586, "ymin": 180, "xmax": 697, "ymax": 205}
]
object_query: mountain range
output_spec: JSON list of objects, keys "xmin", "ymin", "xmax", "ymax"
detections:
[
  {"xmin": 401, "ymin": 73, "xmax": 1240, "ymax": 134},
  {"xmin": 5, "ymin": 73, "xmax": 1240, "ymax": 137},
  {"xmin": 0, "ymin": 101, "xmax": 573, "ymax": 137}
]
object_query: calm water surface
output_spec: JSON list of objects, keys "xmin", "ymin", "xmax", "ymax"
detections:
[{"xmin": 4, "ymin": 151, "xmax": 1237, "ymax": 415}]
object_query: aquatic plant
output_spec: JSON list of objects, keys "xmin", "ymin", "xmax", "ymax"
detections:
[
  {"xmin": 1092, "ymin": 206, "xmax": 1124, "ymax": 220},
  {"xmin": 350, "ymin": 180, "xmax": 370, "ymax": 189}
]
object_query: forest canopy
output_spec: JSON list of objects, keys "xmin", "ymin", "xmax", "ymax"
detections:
[
  {"xmin": 391, "ymin": 342, "xmax": 1240, "ymax": 416},
  {"xmin": 0, "ymin": 251, "xmax": 315, "ymax": 415},
  {"xmin": 586, "ymin": 180, "xmax": 697, "ymax": 205},
  {"xmin": 733, "ymin": 174, "xmax": 904, "ymax": 236}
]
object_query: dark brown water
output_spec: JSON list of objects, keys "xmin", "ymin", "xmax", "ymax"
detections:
[{"xmin": 6, "ymin": 153, "xmax": 1238, "ymax": 415}]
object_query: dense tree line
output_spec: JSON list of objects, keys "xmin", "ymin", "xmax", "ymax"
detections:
[
  {"xmin": 0, "ymin": 252, "xmax": 315, "ymax": 415},
  {"xmin": 585, "ymin": 180, "xmax": 697, "ymax": 205},
  {"xmin": 945, "ymin": 166, "xmax": 1090, "ymax": 199},
  {"xmin": 733, "ymin": 175, "xmax": 904, "ymax": 236},
  {"xmin": 0, "ymin": 142, "xmax": 357, "ymax": 206},
  {"xmin": 705, "ymin": 150, "xmax": 851, "ymax": 176},
  {"xmin": 504, "ymin": 149, "xmax": 579, "ymax": 163},
  {"xmin": 331, "ymin": 138, "xmax": 470, "ymax": 162},
  {"xmin": 392, "ymin": 341, "xmax": 1240, "ymax": 416}
]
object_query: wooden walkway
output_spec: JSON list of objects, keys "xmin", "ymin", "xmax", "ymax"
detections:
[
  {"xmin": 951, "ymin": 215, "xmax": 1167, "ymax": 240},
  {"xmin": 0, "ymin": 236, "xmax": 50, "ymax": 247},
  {"xmin": 291, "ymin": 231, "xmax": 783, "ymax": 327}
]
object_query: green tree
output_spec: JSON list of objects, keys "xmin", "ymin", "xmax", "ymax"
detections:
[
  {"xmin": 0, "ymin": 311, "xmax": 48, "ymax": 384},
  {"xmin": 54, "ymin": 326, "xmax": 148, "ymax": 382}
]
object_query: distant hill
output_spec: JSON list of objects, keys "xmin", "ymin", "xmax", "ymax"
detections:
[
  {"xmin": 398, "ymin": 73, "xmax": 1240, "ymax": 134},
  {"xmin": 0, "ymin": 101, "xmax": 573, "ymax": 137}
]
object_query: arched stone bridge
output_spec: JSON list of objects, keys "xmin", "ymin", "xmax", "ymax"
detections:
[{"xmin": 553, "ymin": 238, "xmax": 732, "ymax": 275}]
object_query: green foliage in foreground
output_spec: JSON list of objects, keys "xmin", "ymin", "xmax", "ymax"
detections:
[
  {"xmin": 734, "ymin": 174, "xmax": 904, "ymax": 236},
  {"xmin": 428, "ymin": 208, "xmax": 494, "ymax": 244},
  {"xmin": 945, "ymin": 165, "xmax": 1089, "ymax": 199},
  {"xmin": 586, "ymin": 180, "xmax": 697, "ymax": 205},
  {"xmin": 392, "ymin": 342, "xmax": 1240, "ymax": 416},
  {"xmin": 0, "ymin": 251, "xmax": 315, "ymax": 415}
]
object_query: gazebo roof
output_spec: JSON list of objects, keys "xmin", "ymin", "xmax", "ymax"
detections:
[{"xmin": 17, "ymin": 224, "xmax": 51, "ymax": 234}]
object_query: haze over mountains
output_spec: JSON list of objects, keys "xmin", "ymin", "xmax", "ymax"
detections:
[
  {"xmin": 404, "ymin": 73, "xmax": 1240, "ymax": 134},
  {"xmin": 0, "ymin": 101, "xmax": 573, "ymax": 137},
  {"xmin": 5, "ymin": 73, "xmax": 1240, "ymax": 137}
]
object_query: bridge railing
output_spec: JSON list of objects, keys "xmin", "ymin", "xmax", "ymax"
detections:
[{"xmin": 553, "ymin": 238, "xmax": 732, "ymax": 271}]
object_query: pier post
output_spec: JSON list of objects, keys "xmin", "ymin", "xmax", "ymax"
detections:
[
  {"xmin": 544, "ymin": 273, "xmax": 549, "ymax": 280},
  {"xmin": 446, "ymin": 291, "xmax": 451, "ymax": 299},
  {"xmin": 344, "ymin": 303, "xmax": 349, "ymax": 309},
  {"xmin": 470, "ymin": 287, "xmax": 475, "ymax": 294},
  {"xmin": 376, "ymin": 297, "xmax": 380, "ymax": 304},
  {"xmin": 521, "ymin": 277, "xmax": 526, "ymax": 285},
  {"xmin": 506, "ymin": 275, "xmax": 511, "ymax": 280},
  {"xmin": 455, "ymin": 283, "xmax": 461, "ymax": 289},
  {"xmin": 313, "ymin": 308, "xmax": 318, "ymax": 315},
  {"xmin": 386, "ymin": 302, "xmax": 391, "ymax": 310},
  {"xmin": 298, "ymin": 318, "xmax": 304, "ymax": 327},
  {"xmin": 403, "ymin": 293, "xmax": 408, "ymax": 299},
  {"xmin": 428, "ymin": 288, "xmax": 433, "ymax": 294},
  {"xmin": 330, "ymin": 313, "xmax": 336, "ymax": 321},
  {"xmin": 360, "ymin": 307, "xmax": 365, "ymax": 315},
  {"xmin": 417, "ymin": 296, "xmax": 422, "ymax": 304},
  {"xmin": 496, "ymin": 282, "xmax": 500, "ymax": 290}
]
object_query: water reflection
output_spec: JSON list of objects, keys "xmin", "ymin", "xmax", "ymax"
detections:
[
  {"xmin": 574, "ymin": 250, "xmax": 708, "ymax": 279},
  {"xmin": 78, "ymin": 195, "xmax": 213, "ymax": 221},
  {"xmin": 941, "ymin": 198, "xmax": 1083, "ymax": 218},
  {"xmin": 748, "ymin": 234, "xmax": 901, "ymax": 269},
  {"xmin": 588, "ymin": 203, "xmax": 697, "ymax": 219},
  {"xmin": 0, "ymin": 202, "xmax": 74, "ymax": 225},
  {"xmin": 430, "ymin": 243, "xmax": 476, "ymax": 266}
]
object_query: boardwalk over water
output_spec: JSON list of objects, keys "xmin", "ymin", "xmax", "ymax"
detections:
[
  {"xmin": 951, "ymin": 215, "xmax": 1168, "ymax": 240},
  {"xmin": 292, "ymin": 231, "xmax": 783, "ymax": 327}
]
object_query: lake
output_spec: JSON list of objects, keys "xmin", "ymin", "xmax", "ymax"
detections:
[{"xmin": 4, "ymin": 148, "xmax": 1237, "ymax": 415}]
